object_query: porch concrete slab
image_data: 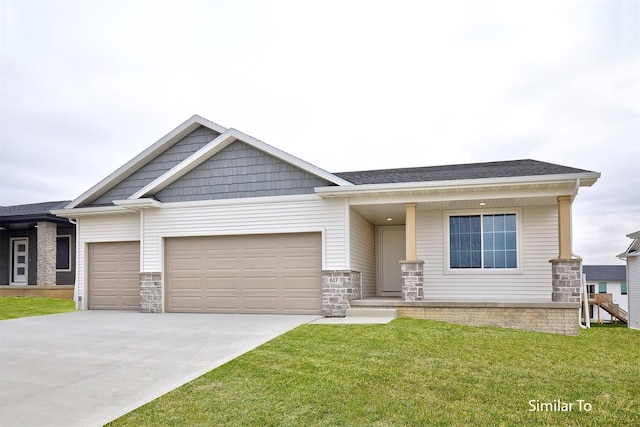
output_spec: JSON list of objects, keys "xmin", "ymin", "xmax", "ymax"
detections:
[{"xmin": 0, "ymin": 311, "xmax": 320, "ymax": 427}]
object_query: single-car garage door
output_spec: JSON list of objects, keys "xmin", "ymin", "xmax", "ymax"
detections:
[
  {"xmin": 165, "ymin": 233, "xmax": 322, "ymax": 314},
  {"xmin": 88, "ymin": 241, "xmax": 140, "ymax": 310}
]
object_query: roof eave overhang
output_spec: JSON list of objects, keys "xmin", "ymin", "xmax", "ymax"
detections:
[
  {"xmin": 52, "ymin": 205, "xmax": 133, "ymax": 218},
  {"xmin": 113, "ymin": 198, "xmax": 162, "ymax": 210},
  {"xmin": 315, "ymin": 172, "xmax": 600, "ymax": 199},
  {"xmin": 0, "ymin": 214, "xmax": 71, "ymax": 225}
]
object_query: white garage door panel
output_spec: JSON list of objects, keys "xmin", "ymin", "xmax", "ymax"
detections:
[
  {"xmin": 88, "ymin": 241, "xmax": 140, "ymax": 310},
  {"xmin": 166, "ymin": 233, "xmax": 321, "ymax": 314}
]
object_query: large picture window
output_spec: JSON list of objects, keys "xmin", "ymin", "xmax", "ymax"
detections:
[{"xmin": 449, "ymin": 213, "xmax": 517, "ymax": 269}]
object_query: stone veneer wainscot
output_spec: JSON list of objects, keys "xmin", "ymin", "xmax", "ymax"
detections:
[{"xmin": 322, "ymin": 270, "xmax": 361, "ymax": 316}]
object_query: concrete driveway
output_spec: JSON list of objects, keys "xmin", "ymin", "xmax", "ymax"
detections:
[{"xmin": 0, "ymin": 311, "xmax": 320, "ymax": 427}]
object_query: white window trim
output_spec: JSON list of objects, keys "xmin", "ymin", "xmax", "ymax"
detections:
[
  {"xmin": 443, "ymin": 208, "xmax": 523, "ymax": 275},
  {"xmin": 56, "ymin": 234, "xmax": 72, "ymax": 272}
]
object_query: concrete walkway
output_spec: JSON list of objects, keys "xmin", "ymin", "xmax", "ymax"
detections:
[{"xmin": 0, "ymin": 311, "xmax": 321, "ymax": 427}]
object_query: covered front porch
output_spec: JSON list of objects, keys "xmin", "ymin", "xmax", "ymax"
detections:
[{"xmin": 318, "ymin": 177, "xmax": 587, "ymax": 335}]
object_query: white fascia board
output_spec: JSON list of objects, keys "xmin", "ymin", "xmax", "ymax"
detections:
[
  {"xmin": 129, "ymin": 128, "xmax": 353, "ymax": 200},
  {"xmin": 51, "ymin": 205, "xmax": 131, "ymax": 218},
  {"xmin": 315, "ymin": 172, "xmax": 600, "ymax": 198},
  {"xmin": 65, "ymin": 115, "xmax": 228, "ymax": 209}
]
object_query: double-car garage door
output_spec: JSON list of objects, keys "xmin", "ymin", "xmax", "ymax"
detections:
[{"xmin": 88, "ymin": 233, "xmax": 322, "ymax": 314}]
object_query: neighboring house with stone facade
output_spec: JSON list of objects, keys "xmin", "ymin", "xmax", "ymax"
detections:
[
  {"xmin": 618, "ymin": 231, "xmax": 640, "ymax": 331},
  {"xmin": 53, "ymin": 115, "xmax": 600, "ymax": 335},
  {"xmin": 0, "ymin": 201, "xmax": 75, "ymax": 299}
]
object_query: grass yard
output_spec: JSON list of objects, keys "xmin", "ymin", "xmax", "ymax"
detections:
[
  {"xmin": 0, "ymin": 296, "xmax": 75, "ymax": 320},
  {"xmin": 109, "ymin": 318, "xmax": 639, "ymax": 427}
]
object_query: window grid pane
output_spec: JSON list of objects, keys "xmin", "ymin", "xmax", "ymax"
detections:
[
  {"xmin": 451, "ymin": 213, "xmax": 517, "ymax": 269},
  {"xmin": 482, "ymin": 214, "xmax": 517, "ymax": 269},
  {"xmin": 449, "ymin": 216, "xmax": 481, "ymax": 268}
]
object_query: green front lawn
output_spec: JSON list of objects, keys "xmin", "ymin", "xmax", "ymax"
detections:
[
  {"xmin": 0, "ymin": 297, "xmax": 75, "ymax": 320},
  {"xmin": 109, "ymin": 318, "xmax": 639, "ymax": 426}
]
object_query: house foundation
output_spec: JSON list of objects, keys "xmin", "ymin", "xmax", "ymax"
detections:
[
  {"xmin": 322, "ymin": 270, "xmax": 361, "ymax": 316},
  {"xmin": 351, "ymin": 300, "xmax": 580, "ymax": 335}
]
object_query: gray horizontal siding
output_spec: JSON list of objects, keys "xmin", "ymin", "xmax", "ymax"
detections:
[
  {"xmin": 56, "ymin": 225, "xmax": 76, "ymax": 285},
  {"xmin": 87, "ymin": 126, "xmax": 220, "ymax": 206},
  {"xmin": 155, "ymin": 141, "xmax": 333, "ymax": 202}
]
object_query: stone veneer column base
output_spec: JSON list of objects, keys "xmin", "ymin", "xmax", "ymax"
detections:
[
  {"xmin": 550, "ymin": 258, "xmax": 582, "ymax": 303},
  {"xmin": 140, "ymin": 272, "xmax": 162, "ymax": 313},
  {"xmin": 400, "ymin": 260, "xmax": 424, "ymax": 302},
  {"xmin": 322, "ymin": 270, "xmax": 361, "ymax": 317}
]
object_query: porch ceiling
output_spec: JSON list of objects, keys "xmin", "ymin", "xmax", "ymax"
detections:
[{"xmin": 351, "ymin": 195, "xmax": 560, "ymax": 226}]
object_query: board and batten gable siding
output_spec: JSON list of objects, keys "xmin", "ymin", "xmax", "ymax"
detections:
[
  {"xmin": 155, "ymin": 141, "xmax": 335, "ymax": 203},
  {"xmin": 628, "ymin": 256, "xmax": 640, "ymax": 330},
  {"xmin": 75, "ymin": 213, "xmax": 140, "ymax": 304},
  {"xmin": 88, "ymin": 126, "xmax": 220, "ymax": 206},
  {"xmin": 349, "ymin": 209, "xmax": 376, "ymax": 297},
  {"xmin": 417, "ymin": 206, "xmax": 557, "ymax": 301},
  {"xmin": 141, "ymin": 196, "xmax": 349, "ymax": 272}
]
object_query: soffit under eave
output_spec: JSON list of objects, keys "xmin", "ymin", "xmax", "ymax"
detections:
[
  {"xmin": 351, "ymin": 195, "xmax": 560, "ymax": 226},
  {"xmin": 341, "ymin": 182, "xmax": 577, "ymax": 207}
]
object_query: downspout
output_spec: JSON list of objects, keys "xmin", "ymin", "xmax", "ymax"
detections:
[
  {"xmin": 68, "ymin": 217, "xmax": 80, "ymax": 309},
  {"xmin": 571, "ymin": 178, "xmax": 589, "ymax": 329}
]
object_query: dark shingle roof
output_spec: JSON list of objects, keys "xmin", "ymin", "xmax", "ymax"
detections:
[
  {"xmin": 0, "ymin": 201, "xmax": 70, "ymax": 218},
  {"xmin": 334, "ymin": 159, "xmax": 594, "ymax": 185},
  {"xmin": 583, "ymin": 265, "xmax": 627, "ymax": 282}
]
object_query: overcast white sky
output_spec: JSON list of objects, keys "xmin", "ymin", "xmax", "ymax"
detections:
[{"xmin": 1, "ymin": 0, "xmax": 638, "ymax": 264}]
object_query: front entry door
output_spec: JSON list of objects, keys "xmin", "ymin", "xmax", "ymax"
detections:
[
  {"xmin": 378, "ymin": 226, "xmax": 406, "ymax": 296},
  {"xmin": 11, "ymin": 238, "xmax": 28, "ymax": 284}
]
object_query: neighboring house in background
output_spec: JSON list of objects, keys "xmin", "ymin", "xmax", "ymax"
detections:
[
  {"xmin": 0, "ymin": 201, "xmax": 75, "ymax": 299},
  {"xmin": 53, "ymin": 115, "xmax": 601, "ymax": 335},
  {"xmin": 583, "ymin": 265, "xmax": 627, "ymax": 323},
  {"xmin": 618, "ymin": 231, "xmax": 640, "ymax": 331}
]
